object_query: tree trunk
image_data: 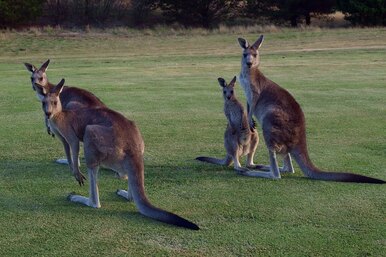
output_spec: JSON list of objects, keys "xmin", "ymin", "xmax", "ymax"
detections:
[
  {"xmin": 290, "ymin": 15, "xmax": 298, "ymax": 27},
  {"xmin": 305, "ymin": 12, "xmax": 311, "ymax": 26}
]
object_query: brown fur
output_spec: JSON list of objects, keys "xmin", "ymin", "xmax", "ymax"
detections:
[
  {"xmin": 196, "ymin": 76, "xmax": 263, "ymax": 172},
  {"xmin": 237, "ymin": 35, "xmax": 385, "ymax": 183},
  {"xmin": 24, "ymin": 59, "xmax": 105, "ymax": 136},
  {"xmin": 40, "ymin": 79, "xmax": 199, "ymax": 230}
]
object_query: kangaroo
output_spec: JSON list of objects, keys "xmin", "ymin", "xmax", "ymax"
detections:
[
  {"xmin": 25, "ymin": 59, "xmax": 106, "ymax": 167},
  {"xmin": 37, "ymin": 79, "xmax": 199, "ymax": 230},
  {"xmin": 196, "ymin": 76, "xmax": 264, "ymax": 173},
  {"xmin": 237, "ymin": 35, "xmax": 385, "ymax": 183},
  {"xmin": 24, "ymin": 59, "xmax": 106, "ymax": 134}
]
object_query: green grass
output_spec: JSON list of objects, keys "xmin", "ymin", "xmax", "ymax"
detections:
[{"xmin": 0, "ymin": 27, "xmax": 385, "ymax": 256}]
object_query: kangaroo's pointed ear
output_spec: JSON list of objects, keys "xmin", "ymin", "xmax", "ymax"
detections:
[
  {"xmin": 24, "ymin": 63, "xmax": 37, "ymax": 73},
  {"xmin": 238, "ymin": 38, "xmax": 249, "ymax": 49},
  {"xmin": 40, "ymin": 59, "xmax": 50, "ymax": 72},
  {"xmin": 54, "ymin": 79, "xmax": 65, "ymax": 95},
  {"xmin": 251, "ymin": 35, "xmax": 264, "ymax": 50},
  {"xmin": 229, "ymin": 76, "xmax": 237, "ymax": 87},
  {"xmin": 218, "ymin": 77, "xmax": 226, "ymax": 88}
]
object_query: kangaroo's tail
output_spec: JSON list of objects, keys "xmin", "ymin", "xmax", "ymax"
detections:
[
  {"xmin": 195, "ymin": 155, "xmax": 232, "ymax": 166},
  {"xmin": 127, "ymin": 158, "xmax": 199, "ymax": 230},
  {"xmin": 291, "ymin": 146, "xmax": 385, "ymax": 184}
]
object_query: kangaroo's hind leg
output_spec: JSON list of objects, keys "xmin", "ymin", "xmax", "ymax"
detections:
[
  {"xmin": 239, "ymin": 150, "xmax": 281, "ymax": 179},
  {"xmin": 67, "ymin": 125, "xmax": 113, "ymax": 208},
  {"xmin": 245, "ymin": 130, "xmax": 270, "ymax": 171},
  {"xmin": 116, "ymin": 172, "xmax": 133, "ymax": 201},
  {"xmin": 68, "ymin": 165, "xmax": 101, "ymax": 208},
  {"xmin": 281, "ymin": 153, "xmax": 295, "ymax": 173}
]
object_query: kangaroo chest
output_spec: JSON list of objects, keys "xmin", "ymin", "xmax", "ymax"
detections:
[{"xmin": 239, "ymin": 71, "xmax": 253, "ymax": 106}]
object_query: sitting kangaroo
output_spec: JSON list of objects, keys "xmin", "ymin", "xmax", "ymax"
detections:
[
  {"xmin": 196, "ymin": 76, "xmax": 262, "ymax": 173},
  {"xmin": 237, "ymin": 35, "xmax": 385, "ymax": 183},
  {"xmin": 25, "ymin": 59, "xmax": 106, "ymax": 167},
  {"xmin": 38, "ymin": 79, "xmax": 199, "ymax": 230}
]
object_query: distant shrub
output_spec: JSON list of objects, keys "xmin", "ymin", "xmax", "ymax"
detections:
[
  {"xmin": 337, "ymin": 0, "xmax": 386, "ymax": 26},
  {"xmin": 0, "ymin": 0, "xmax": 44, "ymax": 27}
]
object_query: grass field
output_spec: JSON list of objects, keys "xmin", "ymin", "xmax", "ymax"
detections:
[{"xmin": 0, "ymin": 27, "xmax": 385, "ymax": 256}]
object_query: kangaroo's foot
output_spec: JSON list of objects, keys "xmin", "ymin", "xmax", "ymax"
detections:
[
  {"xmin": 67, "ymin": 192, "xmax": 101, "ymax": 208},
  {"xmin": 55, "ymin": 158, "xmax": 69, "ymax": 165},
  {"xmin": 246, "ymin": 164, "xmax": 271, "ymax": 171},
  {"xmin": 282, "ymin": 154, "xmax": 295, "ymax": 173},
  {"xmin": 116, "ymin": 189, "xmax": 133, "ymax": 201},
  {"xmin": 280, "ymin": 167, "xmax": 295, "ymax": 173},
  {"xmin": 238, "ymin": 169, "xmax": 281, "ymax": 179}
]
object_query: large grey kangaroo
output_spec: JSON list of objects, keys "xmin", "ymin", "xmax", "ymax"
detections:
[
  {"xmin": 196, "ymin": 76, "xmax": 261, "ymax": 172},
  {"xmin": 24, "ymin": 59, "xmax": 106, "ymax": 135},
  {"xmin": 25, "ymin": 59, "xmax": 106, "ymax": 169},
  {"xmin": 37, "ymin": 79, "xmax": 199, "ymax": 230},
  {"xmin": 237, "ymin": 35, "xmax": 385, "ymax": 183}
]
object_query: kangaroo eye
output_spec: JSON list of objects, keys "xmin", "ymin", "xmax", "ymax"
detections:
[
  {"xmin": 243, "ymin": 53, "xmax": 247, "ymax": 58},
  {"xmin": 223, "ymin": 90, "xmax": 226, "ymax": 94},
  {"xmin": 230, "ymin": 90, "xmax": 233, "ymax": 94},
  {"xmin": 53, "ymin": 101, "xmax": 58, "ymax": 106},
  {"xmin": 252, "ymin": 54, "xmax": 257, "ymax": 57},
  {"xmin": 39, "ymin": 77, "xmax": 43, "ymax": 81},
  {"xmin": 30, "ymin": 77, "xmax": 34, "ymax": 82}
]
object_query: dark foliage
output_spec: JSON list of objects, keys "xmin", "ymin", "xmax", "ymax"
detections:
[
  {"xmin": 337, "ymin": 0, "xmax": 386, "ymax": 26},
  {"xmin": 1, "ymin": 0, "xmax": 385, "ymax": 28},
  {"xmin": 245, "ymin": 0, "xmax": 336, "ymax": 26},
  {"xmin": 0, "ymin": 0, "xmax": 44, "ymax": 27},
  {"xmin": 158, "ymin": 0, "xmax": 239, "ymax": 28}
]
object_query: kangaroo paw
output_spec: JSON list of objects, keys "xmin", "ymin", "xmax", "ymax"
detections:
[{"xmin": 75, "ymin": 172, "xmax": 86, "ymax": 186}]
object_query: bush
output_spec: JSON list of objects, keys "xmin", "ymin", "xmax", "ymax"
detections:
[
  {"xmin": 337, "ymin": 0, "xmax": 386, "ymax": 26},
  {"xmin": 0, "ymin": 0, "xmax": 44, "ymax": 27}
]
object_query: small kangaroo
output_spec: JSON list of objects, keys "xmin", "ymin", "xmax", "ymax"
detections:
[
  {"xmin": 38, "ymin": 79, "xmax": 199, "ymax": 230},
  {"xmin": 237, "ymin": 35, "xmax": 385, "ymax": 183},
  {"xmin": 196, "ymin": 76, "xmax": 262, "ymax": 172},
  {"xmin": 25, "ymin": 59, "xmax": 106, "ymax": 167}
]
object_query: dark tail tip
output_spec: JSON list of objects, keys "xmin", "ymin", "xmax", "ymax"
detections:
[
  {"xmin": 349, "ymin": 175, "xmax": 386, "ymax": 184},
  {"xmin": 326, "ymin": 173, "xmax": 386, "ymax": 184},
  {"xmin": 170, "ymin": 216, "xmax": 200, "ymax": 230}
]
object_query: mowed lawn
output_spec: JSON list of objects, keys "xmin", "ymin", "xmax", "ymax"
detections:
[{"xmin": 0, "ymin": 28, "xmax": 385, "ymax": 256}]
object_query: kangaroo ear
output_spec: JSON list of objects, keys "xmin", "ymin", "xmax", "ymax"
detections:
[
  {"xmin": 218, "ymin": 77, "xmax": 226, "ymax": 88},
  {"xmin": 40, "ymin": 59, "xmax": 50, "ymax": 72},
  {"xmin": 229, "ymin": 76, "xmax": 237, "ymax": 87},
  {"xmin": 54, "ymin": 79, "xmax": 65, "ymax": 95},
  {"xmin": 251, "ymin": 35, "xmax": 264, "ymax": 50},
  {"xmin": 238, "ymin": 38, "xmax": 249, "ymax": 49},
  {"xmin": 24, "ymin": 63, "xmax": 37, "ymax": 73}
]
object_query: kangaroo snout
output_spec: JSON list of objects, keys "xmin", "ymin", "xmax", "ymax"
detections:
[
  {"xmin": 45, "ymin": 111, "xmax": 51, "ymax": 118},
  {"xmin": 246, "ymin": 62, "xmax": 252, "ymax": 68}
]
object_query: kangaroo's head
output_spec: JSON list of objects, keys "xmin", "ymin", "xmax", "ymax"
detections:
[
  {"xmin": 218, "ymin": 76, "xmax": 237, "ymax": 101},
  {"xmin": 24, "ymin": 59, "xmax": 50, "ymax": 98},
  {"xmin": 38, "ymin": 79, "xmax": 65, "ymax": 120},
  {"xmin": 238, "ymin": 35, "xmax": 264, "ymax": 69}
]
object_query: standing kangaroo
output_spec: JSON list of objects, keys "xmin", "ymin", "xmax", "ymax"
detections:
[
  {"xmin": 237, "ymin": 35, "xmax": 385, "ymax": 183},
  {"xmin": 24, "ymin": 59, "xmax": 106, "ymax": 134},
  {"xmin": 196, "ymin": 76, "xmax": 262, "ymax": 172},
  {"xmin": 25, "ymin": 59, "xmax": 106, "ymax": 167},
  {"xmin": 38, "ymin": 79, "xmax": 199, "ymax": 230}
]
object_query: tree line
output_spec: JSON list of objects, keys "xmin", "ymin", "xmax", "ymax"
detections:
[{"xmin": 1, "ymin": 0, "xmax": 385, "ymax": 28}]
